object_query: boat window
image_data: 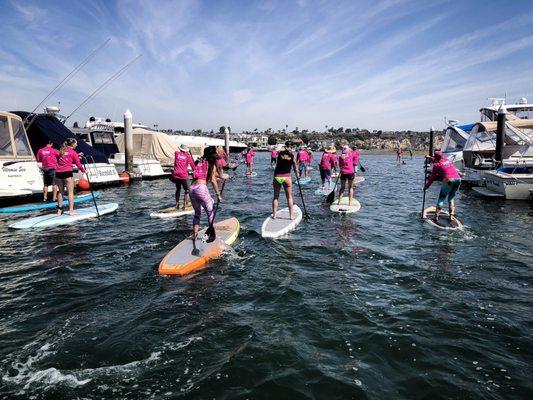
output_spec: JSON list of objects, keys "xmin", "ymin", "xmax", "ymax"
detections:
[
  {"xmin": 11, "ymin": 118, "xmax": 32, "ymax": 156},
  {"xmin": 75, "ymin": 133, "xmax": 91, "ymax": 144},
  {"xmin": 92, "ymin": 131, "xmax": 115, "ymax": 144},
  {"xmin": 0, "ymin": 116, "xmax": 14, "ymax": 157}
]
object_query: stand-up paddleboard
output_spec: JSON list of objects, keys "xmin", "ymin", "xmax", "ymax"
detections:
[
  {"xmin": 9, "ymin": 203, "xmax": 118, "ymax": 229},
  {"xmin": 150, "ymin": 207, "xmax": 194, "ymax": 219},
  {"xmin": 330, "ymin": 197, "xmax": 361, "ymax": 213},
  {"xmin": 261, "ymin": 205, "xmax": 302, "ymax": 238},
  {"xmin": 354, "ymin": 176, "xmax": 365, "ymax": 183},
  {"xmin": 422, "ymin": 207, "xmax": 463, "ymax": 230},
  {"xmin": 298, "ymin": 177, "xmax": 311, "ymax": 185},
  {"xmin": 315, "ymin": 182, "xmax": 334, "ymax": 196},
  {"xmin": 246, "ymin": 172, "xmax": 258, "ymax": 177},
  {"xmin": 159, "ymin": 217, "xmax": 240, "ymax": 276},
  {"xmin": 0, "ymin": 193, "xmax": 100, "ymax": 214},
  {"xmin": 331, "ymin": 171, "xmax": 339, "ymax": 178}
]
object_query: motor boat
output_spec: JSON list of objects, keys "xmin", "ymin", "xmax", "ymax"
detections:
[
  {"xmin": 440, "ymin": 120, "xmax": 473, "ymax": 171},
  {"xmin": 73, "ymin": 122, "xmax": 169, "ymax": 179},
  {"xmin": 12, "ymin": 109, "xmax": 122, "ymax": 187},
  {"xmin": 0, "ymin": 111, "xmax": 43, "ymax": 205}
]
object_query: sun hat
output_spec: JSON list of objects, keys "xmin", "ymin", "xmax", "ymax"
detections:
[
  {"xmin": 325, "ymin": 145, "xmax": 336, "ymax": 153},
  {"xmin": 179, "ymin": 144, "xmax": 189, "ymax": 152}
]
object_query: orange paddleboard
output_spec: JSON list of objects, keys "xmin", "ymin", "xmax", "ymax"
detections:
[{"xmin": 158, "ymin": 217, "xmax": 240, "ymax": 276}]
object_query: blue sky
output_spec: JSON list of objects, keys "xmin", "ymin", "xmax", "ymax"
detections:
[{"xmin": 1, "ymin": 0, "xmax": 533, "ymax": 132}]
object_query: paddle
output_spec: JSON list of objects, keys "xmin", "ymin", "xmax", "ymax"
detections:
[
  {"xmin": 294, "ymin": 172, "xmax": 311, "ymax": 219},
  {"xmin": 202, "ymin": 178, "xmax": 227, "ymax": 243},
  {"xmin": 81, "ymin": 156, "xmax": 100, "ymax": 217},
  {"xmin": 326, "ymin": 170, "xmax": 342, "ymax": 204},
  {"xmin": 359, "ymin": 163, "xmax": 366, "ymax": 173},
  {"xmin": 191, "ymin": 234, "xmax": 200, "ymax": 256}
]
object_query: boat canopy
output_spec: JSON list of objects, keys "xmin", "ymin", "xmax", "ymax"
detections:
[
  {"xmin": 441, "ymin": 125, "xmax": 471, "ymax": 153},
  {"xmin": 115, "ymin": 128, "xmax": 178, "ymax": 165},
  {"xmin": 0, "ymin": 111, "xmax": 34, "ymax": 159},
  {"xmin": 11, "ymin": 112, "xmax": 108, "ymax": 163}
]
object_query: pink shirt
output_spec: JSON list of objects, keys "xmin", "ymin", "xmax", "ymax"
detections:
[
  {"xmin": 397, "ymin": 148, "xmax": 403, "ymax": 155},
  {"xmin": 297, "ymin": 150, "xmax": 310, "ymax": 164},
  {"xmin": 426, "ymin": 157, "xmax": 461, "ymax": 187},
  {"xmin": 216, "ymin": 151, "xmax": 228, "ymax": 168},
  {"xmin": 193, "ymin": 159, "xmax": 209, "ymax": 180},
  {"xmin": 319, "ymin": 152, "xmax": 335, "ymax": 170},
  {"xmin": 352, "ymin": 150, "xmax": 360, "ymax": 166},
  {"xmin": 245, "ymin": 150, "xmax": 255, "ymax": 164},
  {"xmin": 270, "ymin": 150, "xmax": 278, "ymax": 159},
  {"xmin": 56, "ymin": 148, "xmax": 85, "ymax": 173},
  {"xmin": 339, "ymin": 148, "xmax": 355, "ymax": 174},
  {"xmin": 173, "ymin": 151, "xmax": 195, "ymax": 179},
  {"xmin": 36, "ymin": 146, "xmax": 59, "ymax": 170}
]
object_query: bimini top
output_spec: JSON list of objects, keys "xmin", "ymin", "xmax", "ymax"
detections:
[
  {"xmin": 115, "ymin": 128, "xmax": 178, "ymax": 166},
  {"xmin": 11, "ymin": 111, "xmax": 108, "ymax": 163},
  {"xmin": 0, "ymin": 111, "xmax": 34, "ymax": 159},
  {"xmin": 464, "ymin": 120, "xmax": 533, "ymax": 153}
]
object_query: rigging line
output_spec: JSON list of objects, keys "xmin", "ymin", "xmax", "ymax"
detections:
[
  {"xmin": 24, "ymin": 38, "xmax": 111, "ymax": 125},
  {"xmin": 63, "ymin": 54, "xmax": 142, "ymax": 123}
]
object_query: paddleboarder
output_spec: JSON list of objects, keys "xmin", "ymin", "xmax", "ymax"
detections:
[
  {"xmin": 396, "ymin": 146, "xmax": 403, "ymax": 164},
  {"xmin": 215, "ymin": 146, "xmax": 228, "ymax": 174},
  {"xmin": 36, "ymin": 139, "xmax": 59, "ymax": 202},
  {"xmin": 297, "ymin": 145, "xmax": 311, "ymax": 178},
  {"xmin": 424, "ymin": 150, "xmax": 461, "ymax": 222},
  {"xmin": 171, "ymin": 144, "xmax": 196, "ymax": 210},
  {"xmin": 270, "ymin": 147, "xmax": 278, "ymax": 168},
  {"xmin": 54, "ymin": 139, "xmax": 85, "ymax": 215},
  {"xmin": 319, "ymin": 145, "xmax": 336, "ymax": 188},
  {"xmin": 272, "ymin": 141, "xmax": 299, "ymax": 220},
  {"xmin": 244, "ymin": 146, "xmax": 256, "ymax": 175},
  {"xmin": 337, "ymin": 142, "xmax": 355, "ymax": 206},
  {"xmin": 189, "ymin": 147, "xmax": 224, "ymax": 242}
]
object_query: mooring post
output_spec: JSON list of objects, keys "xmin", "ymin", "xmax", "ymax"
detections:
[
  {"xmin": 124, "ymin": 109, "xmax": 133, "ymax": 173},
  {"xmin": 429, "ymin": 126, "xmax": 435, "ymax": 156},
  {"xmin": 224, "ymin": 127, "xmax": 230, "ymax": 157},
  {"xmin": 495, "ymin": 105, "xmax": 506, "ymax": 166}
]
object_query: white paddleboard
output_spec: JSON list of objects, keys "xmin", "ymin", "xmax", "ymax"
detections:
[
  {"xmin": 150, "ymin": 207, "xmax": 194, "ymax": 219},
  {"xmin": 330, "ymin": 197, "xmax": 361, "ymax": 213},
  {"xmin": 9, "ymin": 203, "xmax": 119, "ymax": 229},
  {"xmin": 246, "ymin": 172, "xmax": 258, "ymax": 177},
  {"xmin": 261, "ymin": 205, "xmax": 302, "ymax": 238},
  {"xmin": 298, "ymin": 177, "xmax": 311, "ymax": 185},
  {"xmin": 354, "ymin": 176, "xmax": 365, "ymax": 183},
  {"xmin": 315, "ymin": 183, "xmax": 334, "ymax": 196}
]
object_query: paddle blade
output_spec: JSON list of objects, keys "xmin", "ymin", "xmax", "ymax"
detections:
[
  {"xmin": 203, "ymin": 225, "xmax": 216, "ymax": 243},
  {"xmin": 326, "ymin": 190, "xmax": 335, "ymax": 204},
  {"xmin": 360, "ymin": 165, "xmax": 366, "ymax": 173},
  {"xmin": 191, "ymin": 238, "xmax": 200, "ymax": 256}
]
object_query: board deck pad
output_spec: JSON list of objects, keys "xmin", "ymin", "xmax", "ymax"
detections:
[
  {"xmin": 9, "ymin": 203, "xmax": 119, "ymax": 229},
  {"xmin": 261, "ymin": 205, "xmax": 302, "ymax": 238},
  {"xmin": 159, "ymin": 217, "xmax": 240, "ymax": 275},
  {"xmin": 150, "ymin": 206, "xmax": 194, "ymax": 219},
  {"xmin": 0, "ymin": 192, "xmax": 100, "ymax": 214},
  {"xmin": 423, "ymin": 207, "xmax": 463, "ymax": 230},
  {"xmin": 330, "ymin": 197, "xmax": 361, "ymax": 213}
]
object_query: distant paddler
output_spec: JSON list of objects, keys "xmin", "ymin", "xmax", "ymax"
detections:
[
  {"xmin": 36, "ymin": 139, "xmax": 59, "ymax": 202},
  {"xmin": 297, "ymin": 145, "xmax": 311, "ymax": 178},
  {"xmin": 171, "ymin": 144, "xmax": 195, "ymax": 210},
  {"xmin": 55, "ymin": 138, "xmax": 85, "ymax": 215},
  {"xmin": 244, "ymin": 145, "xmax": 256, "ymax": 175},
  {"xmin": 189, "ymin": 147, "xmax": 225, "ymax": 242},
  {"xmin": 215, "ymin": 145, "xmax": 228, "ymax": 174},
  {"xmin": 396, "ymin": 146, "xmax": 403, "ymax": 164},
  {"xmin": 269, "ymin": 147, "xmax": 278, "ymax": 168},
  {"xmin": 319, "ymin": 145, "xmax": 337, "ymax": 188},
  {"xmin": 272, "ymin": 141, "xmax": 299, "ymax": 220},
  {"xmin": 336, "ymin": 140, "xmax": 356, "ymax": 206},
  {"xmin": 424, "ymin": 150, "xmax": 461, "ymax": 222}
]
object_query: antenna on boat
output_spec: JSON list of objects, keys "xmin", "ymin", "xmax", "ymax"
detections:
[
  {"xmin": 24, "ymin": 38, "xmax": 111, "ymax": 126},
  {"xmin": 63, "ymin": 54, "xmax": 143, "ymax": 123}
]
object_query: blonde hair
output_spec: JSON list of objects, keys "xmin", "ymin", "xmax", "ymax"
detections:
[{"xmin": 60, "ymin": 138, "xmax": 77, "ymax": 155}]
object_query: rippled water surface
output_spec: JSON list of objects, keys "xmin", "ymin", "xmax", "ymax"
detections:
[{"xmin": 1, "ymin": 154, "xmax": 532, "ymax": 399}]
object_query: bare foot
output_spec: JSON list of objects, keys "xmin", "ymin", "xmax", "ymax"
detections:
[
  {"xmin": 56, "ymin": 209, "xmax": 62, "ymax": 216},
  {"xmin": 271, "ymin": 214, "xmax": 277, "ymax": 219},
  {"xmin": 290, "ymin": 214, "xmax": 295, "ymax": 220},
  {"xmin": 68, "ymin": 210, "xmax": 77, "ymax": 215}
]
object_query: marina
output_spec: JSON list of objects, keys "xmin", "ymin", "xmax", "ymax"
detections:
[{"xmin": 1, "ymin": 0, "xmax": 532, "ymax": 399}]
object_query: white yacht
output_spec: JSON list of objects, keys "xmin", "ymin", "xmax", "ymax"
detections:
[
  {"xmin": 0, "ymin": 111, "xmax": 43, "ymax": 204},
  {"xmin": 73, "ymin": 121, "xmax": 169, "ymax": 179},
  {"xmin": 440, "ymin": 120, "xmax": 473, "ymax": 170}
]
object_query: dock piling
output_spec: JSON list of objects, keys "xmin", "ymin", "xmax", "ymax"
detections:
[
  {"xmin": 495, "ymin": 106, "xmax": 506, "ymax": 165},
  {"xmin": 124, "ymin": 109, "xmax": 133, "ymax": 173},
  {"xmin": 429, "ymin": 126, "xmax": 435, "ymax": 156},
  {"xmin": 224, "ymin": 127, "xmax": 230, "ymax": 156}
]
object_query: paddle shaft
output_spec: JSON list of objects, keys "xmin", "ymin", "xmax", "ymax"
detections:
[
  {"xmin": 294, "ymin": 168, "xmax": 311, "ymax": 219},
  {"xmin": 81, "ymin": 156, "xmax": 100, "ymax": 217},
  {"xmin": 326, "ymin": 169, "xmax": 342, "ymax": 204},
  {"xmin": 421, "ymin": 158, "xmax": 428, "ymax": 219}
]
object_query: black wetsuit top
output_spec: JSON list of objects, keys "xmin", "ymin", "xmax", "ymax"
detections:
[{"xmin": 274, "ymin": 150, "xmax": 294, "ymax": 176}]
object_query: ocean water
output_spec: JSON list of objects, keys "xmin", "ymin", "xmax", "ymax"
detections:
[{"xmin": 0, "ymin": 153, "xmax": 531, "ymax": 399}]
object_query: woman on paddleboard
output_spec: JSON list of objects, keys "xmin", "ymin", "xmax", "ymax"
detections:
[
  {"xmin": 396, "ymin": 146, "xmax": 403, "ymax": 164},
  {"xmin": 54, "ymin": 138, "xmax": 85, "ymax": 215},
  {"xmin": 171, "ymin": 144, "xmax": 196, "ymax": 210},
  {"xmin": 270, "ymin": 147, "xmax": 278, "ymax": 168},
  {"xmin": 337, "ymin": 141, "xmax": 356, "ymax": 206},
  {"xmin": 244, "ymin": 146, "xmax": 256, "ymax": 175},
  {"xmin": 215, "ymin": 146, "xmax": 228, "ymax": 175},
  {"xmin": 189, "ymin": 147, "xmax": 225, "ymax": 241},
  {"xmin": 272, "ymin": 141, "xmax": 299, "ymax": 220},
  {"xmin": 297, "ymin": 145, "xmax": 311, "ymax": 178},
  {"xmin": 36, "ymin": 139, "xmax": 59, "ymax": 202},
  {"xmin": 425, "ymin": 150, "xmax": 461, "ymax": 222},
  {"xmin": 319, "ymin": 145, "xmax": 336, "ymax": 188}
]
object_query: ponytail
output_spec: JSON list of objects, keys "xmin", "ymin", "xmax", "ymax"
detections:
[
  {"xmin": 60, "ymin": 141, "xmax": 68, "ymax": 155},
  {"xmin": 60, "ymin": 138, "xmax": 77, "ymax": 155}
]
